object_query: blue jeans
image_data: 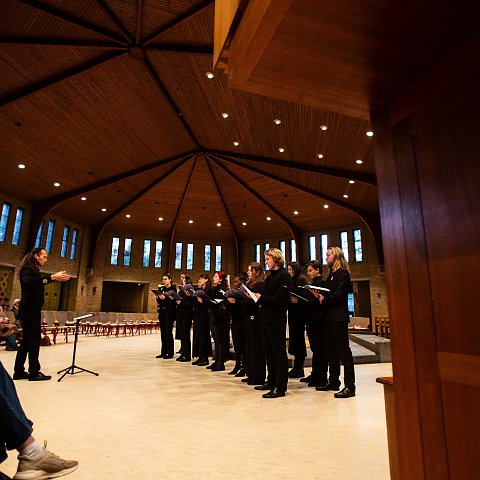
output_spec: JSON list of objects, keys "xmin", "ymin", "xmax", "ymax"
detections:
[{"xmin": 0, "ymin": 361, "xmax": 33, "ymax": 463}]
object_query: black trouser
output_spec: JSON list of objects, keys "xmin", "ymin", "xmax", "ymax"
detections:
[
  {"xmin": 306, "ymin": 320, "xmax": 337, "ymax": 384},
  {"xmin": 231, "ymin": 311, "xmax": 245, "ymax": 366},
  {"xmin": 159, "ymin": 309, "xmax": 174, "ymax": 356},
  {"xmin": 260, "ymin": 321, "xmax": 288, "ymax": 392},
  {"xmin": 326, "ymin": 322, "xmax": 355, "ymax": 387},
  {"xmin": 288, "ymin": 310, "xmax": 307, "ymax": 359},
  {"xmin": 177, "ymin": 309, "xmax": 193, "ymax": 358},
  {"xmin": 246, "ymin": 314, "xmax": 266, "ymax": 384},
  {"xmin": 210, "ymin": 310, "xmax": 229, "ymax": 365},
  {"xmin": 14, "ymin": 317, "xmax": 41, "ymax": 375},
  {"xmin": 195, "ymin": 309, "xmax": 212, "ymax": 360}
]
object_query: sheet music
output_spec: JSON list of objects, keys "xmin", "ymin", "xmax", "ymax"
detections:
[{"xmin": 241, "ymin": 284, "xmax": 259, "ymax": 303}]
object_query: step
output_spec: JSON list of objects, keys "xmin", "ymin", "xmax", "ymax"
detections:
[{"xmin": 348, "ymin": 333, "xmax": 391, "ymax": 362}]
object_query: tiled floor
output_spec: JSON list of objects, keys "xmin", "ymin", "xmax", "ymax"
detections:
[{"xmin": 0, "ymin": 334, "xmax": 392, "ymax": 479}]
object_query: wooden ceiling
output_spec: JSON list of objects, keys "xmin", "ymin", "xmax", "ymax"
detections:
[{"xmin": 2, "ymin": 0, "xmax": 420, "ymax": 256}]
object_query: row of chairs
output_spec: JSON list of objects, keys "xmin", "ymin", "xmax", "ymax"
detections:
[{"xmin": 374, "ymin": 316, "xmax": 390, "ymax": 338}]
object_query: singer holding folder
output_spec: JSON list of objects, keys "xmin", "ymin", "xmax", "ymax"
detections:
[{"xmin": 13, "ymin": 248, "xmax": 70, "ymax": 382}]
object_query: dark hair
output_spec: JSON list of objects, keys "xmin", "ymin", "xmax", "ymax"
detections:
[
  {"xmin": 237, "ymin": 271, "xmax": 248, "ymax": 284},
  {"xmin": 198, "ymin": 274, "xmax": 212, "ymax": 290},
  {"xmin": 162, "ymin": 273, "xmax": 172, "ymax": 281},
  {"xmin": 287, "ymin": 261, "xmax": 302, "ymax": 278},
  {"xmin": 180, "ymin": 273, "xmax": 192, "ymax": 284},
  {"xmin": 215, "ymin": 271, "xmax": 229, "ymax": 289},
  {"xmin": 19, "ymin": 247, "xmax": 45, "ymax": 271},
  {"xmin": 247, "ymin": 262, "xmax": 265, "ymax": 287},
  {"xmin": 306, "ymin": 260, "xmax": 322, "ymax": 271}
]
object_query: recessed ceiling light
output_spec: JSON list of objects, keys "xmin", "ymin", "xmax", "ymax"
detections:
[
  {"xmin": 293, "ymin": 210, "xmax": 299, "ymax": 215},
  {"xmin": 356, "ymin": 159, "xmax": 363, "ymax": 164},
  {"xmin": 366, "ymin": 130, "xmax": 374, "ymax": 137},
  {"xmin": 53, "ymin": 182, "xmax": 60, "ymax": 187},
  {"xmin": 81, "ymin": 197, "xmax": 87, "ymax": 201},
  {"xmin": 317, "ymin": 154, "xmax": 324, "ymax": 159},
  {"xmin": 242, "ymin": 222, "xmax": 247, "ymax": 226},
  {"xmin": 274, "ymin": 119, "xmax": 281, "ymax": 125},
  {"xmin": 320, "ymin": 125, "xmax": 328, "ymax": 131},
  {"xmin": 222, "ymin": 113, "xmax": 229, "ymax": 118},
  {"xmin": 217, "ymin": 223, "xmax": 221, "ymax": 227},
  {"xmin": 188, "ymin": 219, "xmax": 193, "ymax": 224},
  {"xmin": 126, "ymin": 214, "xmax": 131, "ymax": 218},
  {"xmin": 206, "ymin": 72, "xmax": 214, "ymax": 79},
  {"xmin": 158, "ymin": 217, "xmax": 163, "ymax": 221},
  {"xmin": 101, "ymin": 208, "xmax": 107, "ymax": 212},
  {"xmin": 278, "ymin": 148, "xmax": 285, "ymax": 153},
  {"xmin": 323, "ymin": 204, "xmax": 329, "ymax": 209},
  {"xmin": 266, "ymin": 216, "xmax": 271, "ymax": 221},
  {"xmin": 233, "ymin": 141, "xmax": 239, "ymax": 146},
  {"xmin": 343, "ymin": 194, "xmax": 349, "ymax": 198},
  {"xmin": 18, "ymin": 164, "xmax": 26, "ymax": 169},
  {"xmin": 349, "ymin": 180, "xmax": 355, "ymax": 184}
]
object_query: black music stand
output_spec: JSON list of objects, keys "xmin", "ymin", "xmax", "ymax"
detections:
[{"xmin": 57, "ymin": 313, "xmax": 99, "ymax": 382}]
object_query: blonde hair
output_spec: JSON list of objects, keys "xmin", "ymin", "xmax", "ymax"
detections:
[
  {"xmin": 327, "ymin": 246, "xmax": 350, "ymax": 273},
  {"xmin": 264, "ymin": 247, "xmax": 285, "ymax": 268}
]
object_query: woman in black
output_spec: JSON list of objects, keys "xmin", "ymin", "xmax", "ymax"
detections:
[
  {"xmin": 155, "ymin": 273, "xmax": 177, "ymax": 359},
  {"xmin": 241, "ymin": 262, "xmax": 266, "ymax": 386},
  {"xmin": 14, "ymin": 247, "xmax": 70, "ymax": 381},
  {"xmin": 316, "ymin": 247, "xmax": 356, "ymax": 398},
  {"xmin": 191, "ymin": 274, "xmax": 213, "ymax": 366},
  {"xmin": 252, "ymin": 248, "xmax": 291, "ymax": 398},
  {"xmin": 208, "ymin": 271, "xmax": 230, "ymax": 372},
  {"xmin": 287, "ymin": 262, "xmax": 307, "ymax": 378},
  {"xmin": 176, "ymin": 273, "xmax": 195, "ymax": 362}
]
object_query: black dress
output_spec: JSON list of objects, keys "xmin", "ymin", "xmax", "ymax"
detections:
[
  {"xmin": 156, "ymin": 285, "xmax": 177, "ymax": 358},
  {"xmin": 193, "ymin": 288, "xmax": 213, "ymax": 361},
  {"xmin": 288, "ymin": 275, "xmax": 307, "ymax": 359},
  {"xmin": 209, "ymin": 285, "xmax": 230, "ymax": 367},
  {"xmin": 176, "ymin": 288, "xmax": 195, "ymax": 359}
]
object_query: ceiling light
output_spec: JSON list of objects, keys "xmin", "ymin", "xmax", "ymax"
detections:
[
  {"xmin": 366, "ymin": 130, "xmax": 374, "ymax": 137},
  {"xmin": 323, "ymin": 204, "xmax": 329, "ymax": 209},
  {"xmin": 317, "ymin": 154, "xmax": 324, "ymax": 159},
  {"xmin": 18, "ymin": 164, "xmax": 26, "ymax": 169},
  {"xmin": 206, "ymin": 72, "xmax": 214, "ymax": 79},
  {"xmin": 81, "ymin": 197, "xmax": 87, "ymax": 201},
  {"xmin": 293, "ymin": 210, "xmax": 299, "ymax": 215},
  {"xmin": 126, "ymin": 214, "xmax": 131, "ymax": 218},
  {"xmin": 278, "ymin": 147, "xmax": 285, "ymax": 153},
  {"xmin": 320, "ymin": 125, "xmax": 328, "ymax": 131},
  {"xmin": 217, "ymin": 223, "xmax": 221, "ymax": 227},
  {"xmin": 343, "ymin": 194, "xmax": 349, "ymax": 198},
  {"xmin": 158, "ymin": 217, "xmax": 163, "ymax": 221},
  {"xmin": 101, "ymin": 208, "xmax": 107, "ymax": 212},
  {"xmin": 53, "ymin": 182, "xmax": 60, "ymax": 187},
  {"xmin": 349, "ymin": 180, "xmax": 355, "ymax": 184},
  {"xmin": 356, "ymin": 159, "xmax": 363, "ymax": 164},
  {"xmin": 233, "ymin": 141, "xmax": 239, "ymax": 146},
  {"xmin": 222, "ymin": 113, "xmax": 229, "ymax": 118},
  {"xmin": 266, "ymin": 216, "xmax": 271, "ymax": 221},
  {"xmin": 242, "ymin": 222, "xmax": 247, "ymax": 226},
  {"xmin": 188, "ymin": 219, "xmax": 193, "ymax": 224},
  {"xmin": 274, "ymin": 119, "xmax": 281, "ymax": 125}
]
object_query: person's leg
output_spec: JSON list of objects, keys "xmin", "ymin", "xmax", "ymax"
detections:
[
  {"xmin": 271, "ymin": 323, "xmax": 288, "ymax": 392},
  {"xmin": 25, "ymin": 319, "xmax": 41, "ymax": 376},
  {"xmin": 181, "ymin": 313, "xmax": 192, "ymax": 360}
]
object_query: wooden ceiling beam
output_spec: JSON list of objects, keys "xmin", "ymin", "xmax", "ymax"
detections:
[
  {"xmin": 207, "ymin": 154, "xmax": 304, "ymax": 262},
  {"xmin": 208, "ymin": 149, "xmax": 377, "ymax": 185},
  {"xmin": 17, "ymin": 0, "xmax": 128, "ymax": 45},
  {"xmin": 135, "ymin": 0, "xmax": 144, "ymax": 46},
  {"xmin": 96, "ymin": 0, "xmax": 134, "ymax": 44},
  {"xmin": 142, "ymin": 0, "xmax": 214, "ymax": 47},
  {"xmin": 0, "ymin": 50, "xmax": 125, "ymax": 109},
  {"xmin": 213, "ymin": 153, "xmax": 384, "ymax": 264},
  {"xmin": 204, "ymin": 157, "xmax": 240, "ymax": 273},
  {"xmin": 167, "ymin": 158, "xmax": 198, "ymax": 272},
  {"xmin": 0, "ymin": 37, "xmax": 127, "ymax": 49},
  {"xmin": 86, "ymin": 156, "xmax": 191, "ymax": 269},
  {"xmin": 142, "ymin": 55, "xmax": 200, "ymax": 148},
  {"xmin": 145, "ymin": 44, "xmax": 213, "ymax": 56}
]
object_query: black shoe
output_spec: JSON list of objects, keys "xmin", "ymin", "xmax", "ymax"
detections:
[
  {"xmin": 196, "ymin": 360, "xmax": 209, "ymax": 366},
  {"xmin": 179, "ymin": 357, "xmax": 191, "ymax": 362},
  {"xmin": 192, "ymin": 358, "xmax": 200, "ymax": 365},
  {"xmin": 206, "ymin": 362, "xmax": 217, "ymax": 369},
  {"xmin": 228, "ymin": 365, "xmax": 241, "ymax": 375},
  {"xmin": 334, "ymin": 386, "xmax": 356, "ymax": 398},
  {"xmin": 299, "ymin": 375, "xmax": 312, "ymax": 383},
  {"xmin": 288, "ymin": 368, "xmax": 304, "ymax": 378},
  {"xmin": 28, "ymin": 372, "xmax": 52, "ymax": 381},
  {"xmin": 176, "ymin": 356, "xmax": 184, "ymax": 362},
  {"xmin": 156, "ymin": 354, "xmax": 164, "ymax": 358},
  {"xmin": 241, "ymin": 377, "xmax": 250, "ymax": 383},
  {"xmin": 211, "ymin": 363, "xmax": 225, "ymax": 371},
  {"xmin": 254, "ymin": 383, "xmax": 273, "ymax": 391},
  {"xmin": 316, "ymin": 382, "xmax": 341, "ymax": 391},
  {"xmin": 247, "ymin": 381, "xmax": 264, "ymax": 386},
  {"xmin": 163, "ymin": 355, "xmax": 173, "ymax": 359},
  {"xmin": 234, "ymin": 368, "xmax": 247, "ymax": 377},
  {"xmin": 262, "ymin": 388, "xmax": 286, "ymax": 398},
  {"xmin": 13, "ymin": 372, "xmax": 30, "ymax": 380},
  {"xmin": 308, "ymin": 380, "xmax": 326, "ymax": 388}
]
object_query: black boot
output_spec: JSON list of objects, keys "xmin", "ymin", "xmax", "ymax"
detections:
[{"xmin": 228, "ymin": 363, "xmax": 242, "ymax": 375}]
